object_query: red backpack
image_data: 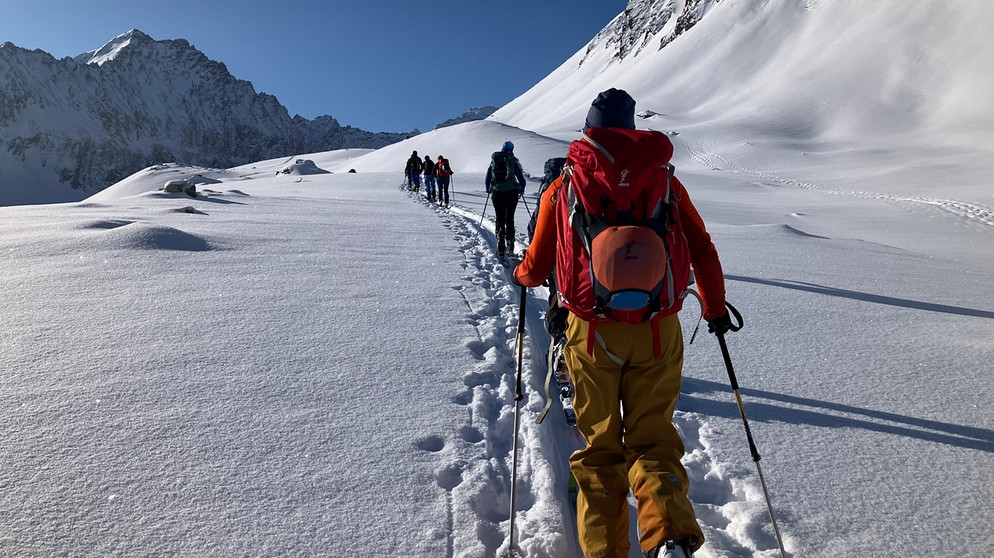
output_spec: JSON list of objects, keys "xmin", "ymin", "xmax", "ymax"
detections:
[
  {"xmin": 554, "ymin": 128, "xmax": 691, "ymax": 328},
  {"xmin": 436, "ymin": 158, "xmax": 453, "ymax": 177}
]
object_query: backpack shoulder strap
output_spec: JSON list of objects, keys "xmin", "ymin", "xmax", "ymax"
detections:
[
  {"xmin": 651, "ymin": 163, "xmax": 676, "ymax": 221},
  {"xmin": 580, "ymin": 133, "xmax": 616, "ymax": 165}
]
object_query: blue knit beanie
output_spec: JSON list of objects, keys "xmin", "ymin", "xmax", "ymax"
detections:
[{"xmin": 502, "ymin": 141, "xmax": 514, "ymax": 152}]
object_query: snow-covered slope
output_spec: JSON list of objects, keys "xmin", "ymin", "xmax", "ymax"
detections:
[
  {"xmin": 492, "ymin": 1, "xmax": 994, "ymax": 152},
  {"xmin": 2, "ymin": 117, "xmax": 991, "ymax": 556}
]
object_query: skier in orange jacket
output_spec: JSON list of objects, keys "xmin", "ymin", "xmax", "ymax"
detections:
[{"xmin": 513, "ymin": 88, "xmax": 732, "ymax": 558}]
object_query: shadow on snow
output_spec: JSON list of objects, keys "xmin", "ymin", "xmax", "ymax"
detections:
[
  {"xmin": 680, "ymin": 377, "xmax": 994, "ymax": 453},
  {"xmin": 726, "ymin": 275, "xmax": 994, "ymax": 319}
]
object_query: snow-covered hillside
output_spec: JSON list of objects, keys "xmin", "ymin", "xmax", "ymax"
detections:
[
  {"xmin": 2, "ymin": 115, "xmax": 991, "ymax": 557},
  {"xmin": 491, "ymin": 0, "xmax": 994, "ymax": 171}
]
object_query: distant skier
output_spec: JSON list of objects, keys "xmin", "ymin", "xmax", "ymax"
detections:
[
  {"xmin": 423, "ymin": 155, "xmax": 437, "ymax": 203},
  {"xmin": 404, "ymin": 150, "xmax": 422, "ymax": 191},
  {"xmin": 484, "ymin": 141, "xmax": 526, "ymax": 260},
  {"xmin": 436, "ymin": 155, "xmax": 453, "ymax": 208}
]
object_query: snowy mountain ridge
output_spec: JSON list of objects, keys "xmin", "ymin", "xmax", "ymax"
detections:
[
  {"xmin": 434, "ymin": 106, "xmax": 499, "ymax": 130},
  {"xmin": 585, "ymin": 0, "xmax": 722, "ymax": 62},
  {"xmin": 0, "ymin": 29, "xmax": 415, "ymax": 204},
  {"xmin": 72, "ymin": 28, "xmax": 140, "ymax": 66}
]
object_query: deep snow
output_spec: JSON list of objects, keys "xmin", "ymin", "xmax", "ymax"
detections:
[
  {"xmin": 1, "ymin": 121, "xmax": 991, "ymax": 557},
  {"xmin": 2, "ymin": 1, "xmax": 993, "ymax": 556}
]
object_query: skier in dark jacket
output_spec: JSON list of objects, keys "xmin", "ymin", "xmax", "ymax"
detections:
[
  {"xmin": 423, "ymin": 155, "xmax": 437, "ymax": 203},
  {"xmin": 405, "ymin": 151, "xmax": 422, "ymax": 191},
  {"xmin": 484, "ymin": 141, "xmax": 526, "ymax": 259}
]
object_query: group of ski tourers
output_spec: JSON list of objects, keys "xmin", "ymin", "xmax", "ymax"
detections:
[
  {"xmin": 403, "ymin": 141, "xmax": 528, "ymax": 259},
  {"xmin": 496, "ymin": 89, "xmax": 781, "ymax": 558},
  {"xmin": 405, "ymin": 151, "xmax": 454, "ymax": 207}
]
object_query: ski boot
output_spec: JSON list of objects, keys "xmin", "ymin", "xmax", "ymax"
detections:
[
  {"xmin": 549, "ymin": 336, "xmax": 576, "ymax": 426},
  {"xmin": 644, "ymin": 538, "xmax": 695, "ymax": 558}
]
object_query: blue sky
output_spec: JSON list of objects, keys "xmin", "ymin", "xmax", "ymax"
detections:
[{"xmin": 0, "ymin": 0, "xmax": 623, "ymax": 133}]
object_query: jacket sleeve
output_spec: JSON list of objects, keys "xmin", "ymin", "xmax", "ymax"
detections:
[
  {"xmin": 484, "ymin": 166, "xmax": 492, "ymax": 189},
  {"xmin": 515, "ymin": 160, "xmax": 526, "ymax": 191},
  {"xmin": 514, "ymin": 177, "xmax": 560, "ymax": 287},
  {"xmin": 672, "ymin": 176, "xmax": 726, "ymax": 320}
]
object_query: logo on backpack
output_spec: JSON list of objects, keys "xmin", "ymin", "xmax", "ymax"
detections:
[
  {"xmin": 555, "ymin": 128, "xmax": 691, "ymax": 325},
  {"xmin": 619, "ymin": 169, "xmax": 631, "ymax": 188}
]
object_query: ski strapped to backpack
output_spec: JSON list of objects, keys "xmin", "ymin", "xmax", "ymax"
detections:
[{"xmin": 554, "ymin": 128, "xmax": 692, "ymax": 355}]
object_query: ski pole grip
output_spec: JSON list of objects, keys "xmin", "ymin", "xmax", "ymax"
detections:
[{"xmin": 725, "ymin": 301, "xmax": 744, "ymax": 332}]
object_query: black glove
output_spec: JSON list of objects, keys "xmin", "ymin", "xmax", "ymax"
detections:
[
  {"xmin": 707, "ymin": 312, "xmax": 734, "ymax": 336},
  {"xmin": 510, "ymin": 265, "xmax": 523, "ymax": 287}
]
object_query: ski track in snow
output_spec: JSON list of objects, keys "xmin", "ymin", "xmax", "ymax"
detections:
[
  {"xmin": 679, "ymin": 415, "xmax": 791, "ymax": 558},
  {"xmin": 686, "ymin": 142, "xmax": 994, "ymax": 230},
  {"xmin": 408, "ymin": 190, "xmax": 536, "ymax": 558},
  {"xmin": 403, "ymin": 190, "xmax": 786, "ymax": 558}
]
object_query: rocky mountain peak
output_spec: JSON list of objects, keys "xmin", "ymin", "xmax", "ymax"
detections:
[
  {"xmin": 587, "ymin": 0, "xmax": 722, "ymax": 61},
  {"xmin": 0, "ymin": 30, "xmax": 413, "ymax": 203}
]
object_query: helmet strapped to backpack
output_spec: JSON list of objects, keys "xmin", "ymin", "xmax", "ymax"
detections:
[{"xmin": 555, "ymin": 127, "xmax": 691, "ymax": 325}]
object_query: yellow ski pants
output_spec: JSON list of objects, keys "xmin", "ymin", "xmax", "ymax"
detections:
[{"xmin": 564, "ymin": 313, "xmax": 703, "ymax": 558}]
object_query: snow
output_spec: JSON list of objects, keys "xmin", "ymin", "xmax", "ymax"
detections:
[
  {"xmin": 74, "ymin": 29, "xmax": 145, "ymax": 66},
  {"xmin": 1, "ymin": 1, "xmax": 993, "ymax": 557}
]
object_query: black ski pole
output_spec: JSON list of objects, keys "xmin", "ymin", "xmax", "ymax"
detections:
[
  {"xmin": 714, "ymin": 303, "xmax": 787, "ymax": 558},
  {"xmin": 519, "ymin": 191, "xmax": 531, "ymax": 215},
  {"xmin": 504, "ymin": 285, "xmax": 527, "ymax": 558},
  {"xmin": 480, "ymin": 190, "xmax": 491, "ymax": 226}
]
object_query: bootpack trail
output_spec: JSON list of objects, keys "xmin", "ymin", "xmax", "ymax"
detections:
[{"xmin": 406, "ymin": 188, "xmax": 790, "ymax": 558}]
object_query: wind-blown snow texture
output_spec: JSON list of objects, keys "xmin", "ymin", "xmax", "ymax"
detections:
[{"xmin": 1, "ymin": 1, "xmax": 992, "ymax": 557}]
